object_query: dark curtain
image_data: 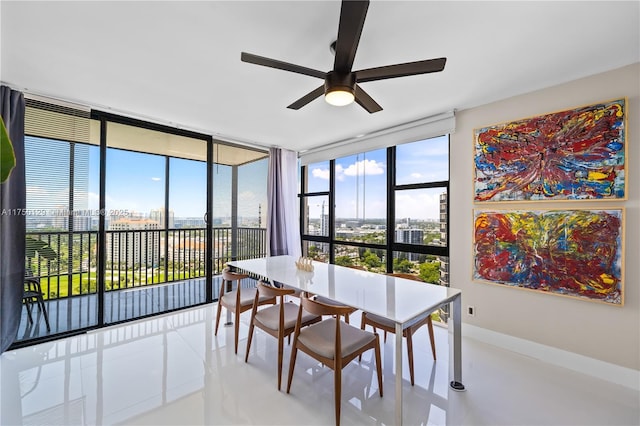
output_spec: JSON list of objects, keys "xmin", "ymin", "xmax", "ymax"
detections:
[
  {"xmin": 0, "ymin": 86, "xmax": 26, "ymax": 353},
  {"xmin": 267, "ymin": 147, "xmax": 301, "ymax": 258}
]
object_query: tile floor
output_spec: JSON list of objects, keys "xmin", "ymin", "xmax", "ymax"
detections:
[{"xmin": 1, "ymin": 302, "xmax": 638, "ymax": 425}]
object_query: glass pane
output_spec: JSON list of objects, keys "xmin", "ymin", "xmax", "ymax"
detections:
[
  {"xmin": 25, "ymin": 136, "xmax": 70, "ymax": 231},
  {"xmin": 303, "ymin": 241, "xmax": 329, "ymax": 263},
  {"xmin": 395, "ymin": 187, "xmax": 447, "ymax": 246},
  {"xmin": 212, "ymin": 164, "xmax": 231, "ymax": 227},
  {"xmin": 392, "ymin": 251, "xmax": 442, "ymax": 282},
  {"xmin": 238, "ymin": 158, "xmax": 268, "ymax": 228},
  {"xmin": 168, "ymin": 158, "xmax": 207, "ymax": 283},
  {"xmin": 303, "ymin": 195, "xmax": 329, "ymax": 236},
  {"xmin": 335, "ymin": 244, "xmax": 386, "ymax": 273},
  {"xmin": 105, "ymin": 149, "xmax": 165, "ymax": 222},
  {"xmin": 238, "ymin": 158, "xmax": 269, "ymax": 262},
  {"xmin": 392, "ymin": 251, "xmax": 450, "ymax": 323},
  {"xmin": 23, "ymin": 136, "xmax": 100, "ymax": 340},
  {"xmin": 169, "ymin": 158, "xmax": 206, "ymax": 228},
  {"xmin": 396, "ymin": 135, "xmax": 448, "ymax": 185},
  {"xmin": 212, "ymin": 164, "xmax": 231, "ymax": 273},
  {"xmin": 335, "ymin": 149, "xmax": 387, "ymax": 244},
  {"xmin": 305, "ymin": 160, "xmax": 330, "ymax": 193}
]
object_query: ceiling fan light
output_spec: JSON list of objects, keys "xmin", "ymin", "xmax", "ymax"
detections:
[{"xmin": 325, "ymin": 88, "xmax": 355, "ymax": 106}]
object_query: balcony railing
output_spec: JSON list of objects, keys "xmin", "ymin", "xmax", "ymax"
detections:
[{"xmin": 26, "ymin": 227, "xmax": 267, "ymax": 300}]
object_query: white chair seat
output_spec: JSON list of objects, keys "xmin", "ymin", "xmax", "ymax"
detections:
[
  {"xmin": 221, "ymin": 288, "xmax": 271, "ymax": 308},
  {"xmin": 298, "ymin": 318, "xmax": 376, "ymax": 359},
  {"xmin": 255, "ymin": 302, "xmax": 317, "ymax": 331}
]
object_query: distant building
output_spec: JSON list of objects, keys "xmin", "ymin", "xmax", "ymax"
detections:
[
  {"xmin": 395, "ymin": 228, "xmax": 424, "ymax": 261},
  {"xmin": 438, "ymin": 192, "xmax": 449, "ymax": 286},
  {"xmin": 107, "ymin": 218, "xmax": 161, "ymax": 267},
  {"xmin": 149, "ymin": 208, "xmax": 175, "ymax": 228}
]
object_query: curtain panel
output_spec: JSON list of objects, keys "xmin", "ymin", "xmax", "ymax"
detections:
[
  {"xmin": 0, "ymin": 86, "xmax": 26, "ymax": 353},
  {"xmin": 267, "ymin": 147, "xmax": 301, "ymax": 259}
]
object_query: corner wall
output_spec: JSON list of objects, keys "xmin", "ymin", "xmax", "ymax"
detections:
[{"xmin": 450, "ymin": 63, "xmax": 639, "ymax": 373}]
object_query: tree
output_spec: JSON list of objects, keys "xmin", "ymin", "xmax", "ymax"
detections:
[
  {"xmin": 335, "ymin": 256, "xmax": 353, "ymax": 267},
  {"xmin": 419, "ymin": 261, "xmax": 440, "ymax": 284},
  {"xmin": 307, "ymin": 244, "xmax": 320, "ymax": 259},
  {"xmin": 362, "ymin": 250, "xmax": 382, "ymax": 269},
  {"xmin": 393, "ymin": 258, "xmax": 413, "ymax": 273}
]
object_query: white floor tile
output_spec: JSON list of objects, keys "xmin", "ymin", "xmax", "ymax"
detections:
[{"xmin": 1, "ymin": 303, "xmax": 638, "ymax": 425}]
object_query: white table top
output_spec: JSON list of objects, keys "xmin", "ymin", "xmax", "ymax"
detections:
[{"xmin": 227, "ymin": 255, "xmax": 461, "ymax": 325}]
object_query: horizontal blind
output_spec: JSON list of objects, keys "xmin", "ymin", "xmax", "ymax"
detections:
[
  {"xmin": 25, "ymin": 98, "xmax": 92, "ymax": 144},
  {"xmin": 23, "ymin": 98, "xmax": 93, "ymax": 231}
]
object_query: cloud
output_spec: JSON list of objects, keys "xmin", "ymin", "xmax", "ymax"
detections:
[
  {"xmin": 311, "ymin": 159, "xmax": 385, "ymax": 183},
  {"xmin": 311, "ymin": 167, "xmax": 330, "ymax": 180},
  {"xmin": 342, "ymin": 159, "xmax": 385, "ymax": 177},
  {"xmin": 151, "ymin": 177, "xmax": 161, "ymax": 181}
]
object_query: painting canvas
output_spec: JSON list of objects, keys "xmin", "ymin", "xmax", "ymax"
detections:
[
  {"xmin": 473, "ymin": 209, "xmax": 624, "ymax": 305},
  {"xmin": 474, "ymin": 99, "xmax": 626, "ymax": 202}
]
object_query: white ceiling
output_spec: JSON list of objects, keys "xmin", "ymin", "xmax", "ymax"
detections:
[{"xmin": 1, "ymin": 1, "xmax": 639, "ymax": 154}]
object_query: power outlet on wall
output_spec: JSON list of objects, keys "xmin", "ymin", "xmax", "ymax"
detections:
[{"xmin": 467, "ymin": 306, "xmax": 475, "ymax": 316}]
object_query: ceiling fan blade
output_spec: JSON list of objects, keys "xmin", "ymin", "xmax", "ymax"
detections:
[
  {"xmin": 241, "ymin": 52, "xmax": 326, "ymax": 79},
  {"xmin": 354, "ymin": 84, "xmax": 382, "ymax": 113},
  {"xmin": 333, "ymin": 0, "xmax": 369, "ymax": 73},
  {"xmin": 287, "ymin": 85, "xmax": 325, "ymax": 110},
  {"xmin": 355, "ymin": 57, "xmax": 447, "ymax": 83}
]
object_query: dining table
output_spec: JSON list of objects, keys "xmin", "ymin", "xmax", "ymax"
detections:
[{"xmin": 226, "ymin": 255, "xmax": 465, "ymax": 425}]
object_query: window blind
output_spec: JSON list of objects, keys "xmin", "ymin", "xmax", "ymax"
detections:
[{"xmin": 299, "ymin": 110, "xmax": 455, "ymax": 165}]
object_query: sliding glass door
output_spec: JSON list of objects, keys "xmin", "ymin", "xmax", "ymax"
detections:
[
  {"xmin": 16, "ymin": 101, "xmax": 269, "ymax": 346},
  {"xmin": 102, "ymin": 119, "xmax": 210, "ymax": 325}
]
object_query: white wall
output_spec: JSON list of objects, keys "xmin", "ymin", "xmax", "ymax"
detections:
[{"xmin": 450, "ymin": 63, "xmax": 639, "ymax": 372}]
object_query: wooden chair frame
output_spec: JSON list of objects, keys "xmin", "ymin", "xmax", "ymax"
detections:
[
  {"xmin": 245, "ymin": 281, "xmax": 321, "ymax": 390},
  {"xmin": 214, "ymin": 268, "xmax": 275, "ymax": 354},
  {"xmin": 287, "ymin": 295, "xmax": 383, "ymax": 426},
  {"xmin": 360, "ymin": 273, "xmax": 436, "ymax": 386}
]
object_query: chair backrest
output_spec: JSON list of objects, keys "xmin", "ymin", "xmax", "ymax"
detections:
[
  {"xmin": 300, "ymin": 294, "xmax": 354, "ymax": 318},
  {"xmin": 388, "ymin": 272, "xmax": 424, "ymax": 282},
  {"xmin": 257, "ymin": 281, "xmax": 294, "ymax": 298},
  {"xmin": 222, "ymin": 267, "xmax": 248, "ymax": 282}
]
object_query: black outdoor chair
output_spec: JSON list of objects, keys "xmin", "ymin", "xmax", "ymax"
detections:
[{"xmin": 23, "ymin": 277, "xmax": 51, "ymax": 331}]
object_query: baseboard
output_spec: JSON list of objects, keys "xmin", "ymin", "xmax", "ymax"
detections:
[{"xmin": 462, "ymin": 323, "xmax": 640, "ymax": 391}]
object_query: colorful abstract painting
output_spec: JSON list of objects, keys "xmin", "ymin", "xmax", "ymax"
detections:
[
  {"xmin": 474, "ymin": 99, "xmax": 626, "ymax": 202},
  {"xmin": 473, "ymin": 209, "xmax": 623, "ymax": 305}
]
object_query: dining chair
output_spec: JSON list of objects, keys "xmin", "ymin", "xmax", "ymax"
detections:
[
  {"xmin": 214, "ymin": 268, "xmax": 276, "ymax": 354},
  {"xmin": 359, "ymin": 272, "xmax": 436, "ymax": 386},
  {"xmin": 286, "ymin": 294, "xmax": 383, "ymax": 426},
  {"xmin": 23, "ymin": 277, "xmax": 51, "ymax": 332},
  {"xmin": 244, "ymin": 281, "xmax": 322, "ymax": 390}
]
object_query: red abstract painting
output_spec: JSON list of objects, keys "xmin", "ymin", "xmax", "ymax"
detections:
[
  {"xmin": 473, "ymin": 209, "xmax": 623, "ymax": 305},
  {"xmin": 474, "ymin": 99, "xmax": 626, "ymax": 202}
]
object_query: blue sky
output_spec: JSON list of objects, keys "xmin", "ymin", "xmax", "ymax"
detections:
[
  {"xmin": 27, "ymin": 135, "xmax": 446, "ymax": 222},
  {"xmin": 306, "ymin": 135, "xmax": 448, "ymax": 220}
]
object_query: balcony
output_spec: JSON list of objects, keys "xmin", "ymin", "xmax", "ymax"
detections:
[{"xmin": 18, "ymin": 227, "xmax": 267, "ymax": 343}]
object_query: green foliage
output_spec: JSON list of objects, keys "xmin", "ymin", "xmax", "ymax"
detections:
[
  {"xmin": 362, "ymin": 250, "xmax": 382, "ymax": 269},
  {"xmin": 0, "ymin": 117, "xmax": 16, "ymax": 183},
  {"xmin": 419, "ymin": 261, "xmax": 441, "ymax": 284},
  {"xmin": 335, "ymin": 255, "xmax": 353, "ymax": 267},
  {"xmin": 307, "ymin": 244, "xmax": 320, "ymax": 259},
  {"xmin": 393, "ymin": 257, "xmax": 414, "ymax": 273}
]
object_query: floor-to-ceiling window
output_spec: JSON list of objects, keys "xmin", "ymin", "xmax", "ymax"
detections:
[
  {"xmin": 16, "ymin": 100, "xmax": 268, "ymax": 346},
  {"xmin": 300, "ymin": 134, "xmax": 450, "ymax": 320}
]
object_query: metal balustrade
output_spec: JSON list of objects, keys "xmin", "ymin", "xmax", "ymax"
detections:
[{"xmin": 26, "ymin": 227, "xmax": 268, "ymax": 301}]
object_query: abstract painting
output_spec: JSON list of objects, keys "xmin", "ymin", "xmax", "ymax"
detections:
[
  {"xmin": 474, "ymin": 99, "xmax": 626, "ymax": 202},
  {"xmin": 473, "ymin": 209, "xmax": 624, "ymax": 305}
]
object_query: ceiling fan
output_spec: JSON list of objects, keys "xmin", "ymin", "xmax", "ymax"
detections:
[{"xmin": 241, "ymin": 0, "xmax": 446, "ymax": 113}]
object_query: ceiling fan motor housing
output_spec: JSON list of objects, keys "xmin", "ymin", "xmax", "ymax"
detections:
[{"xmin": 325, "ymin": 71, "xmax": 356, "ymax": 97}]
